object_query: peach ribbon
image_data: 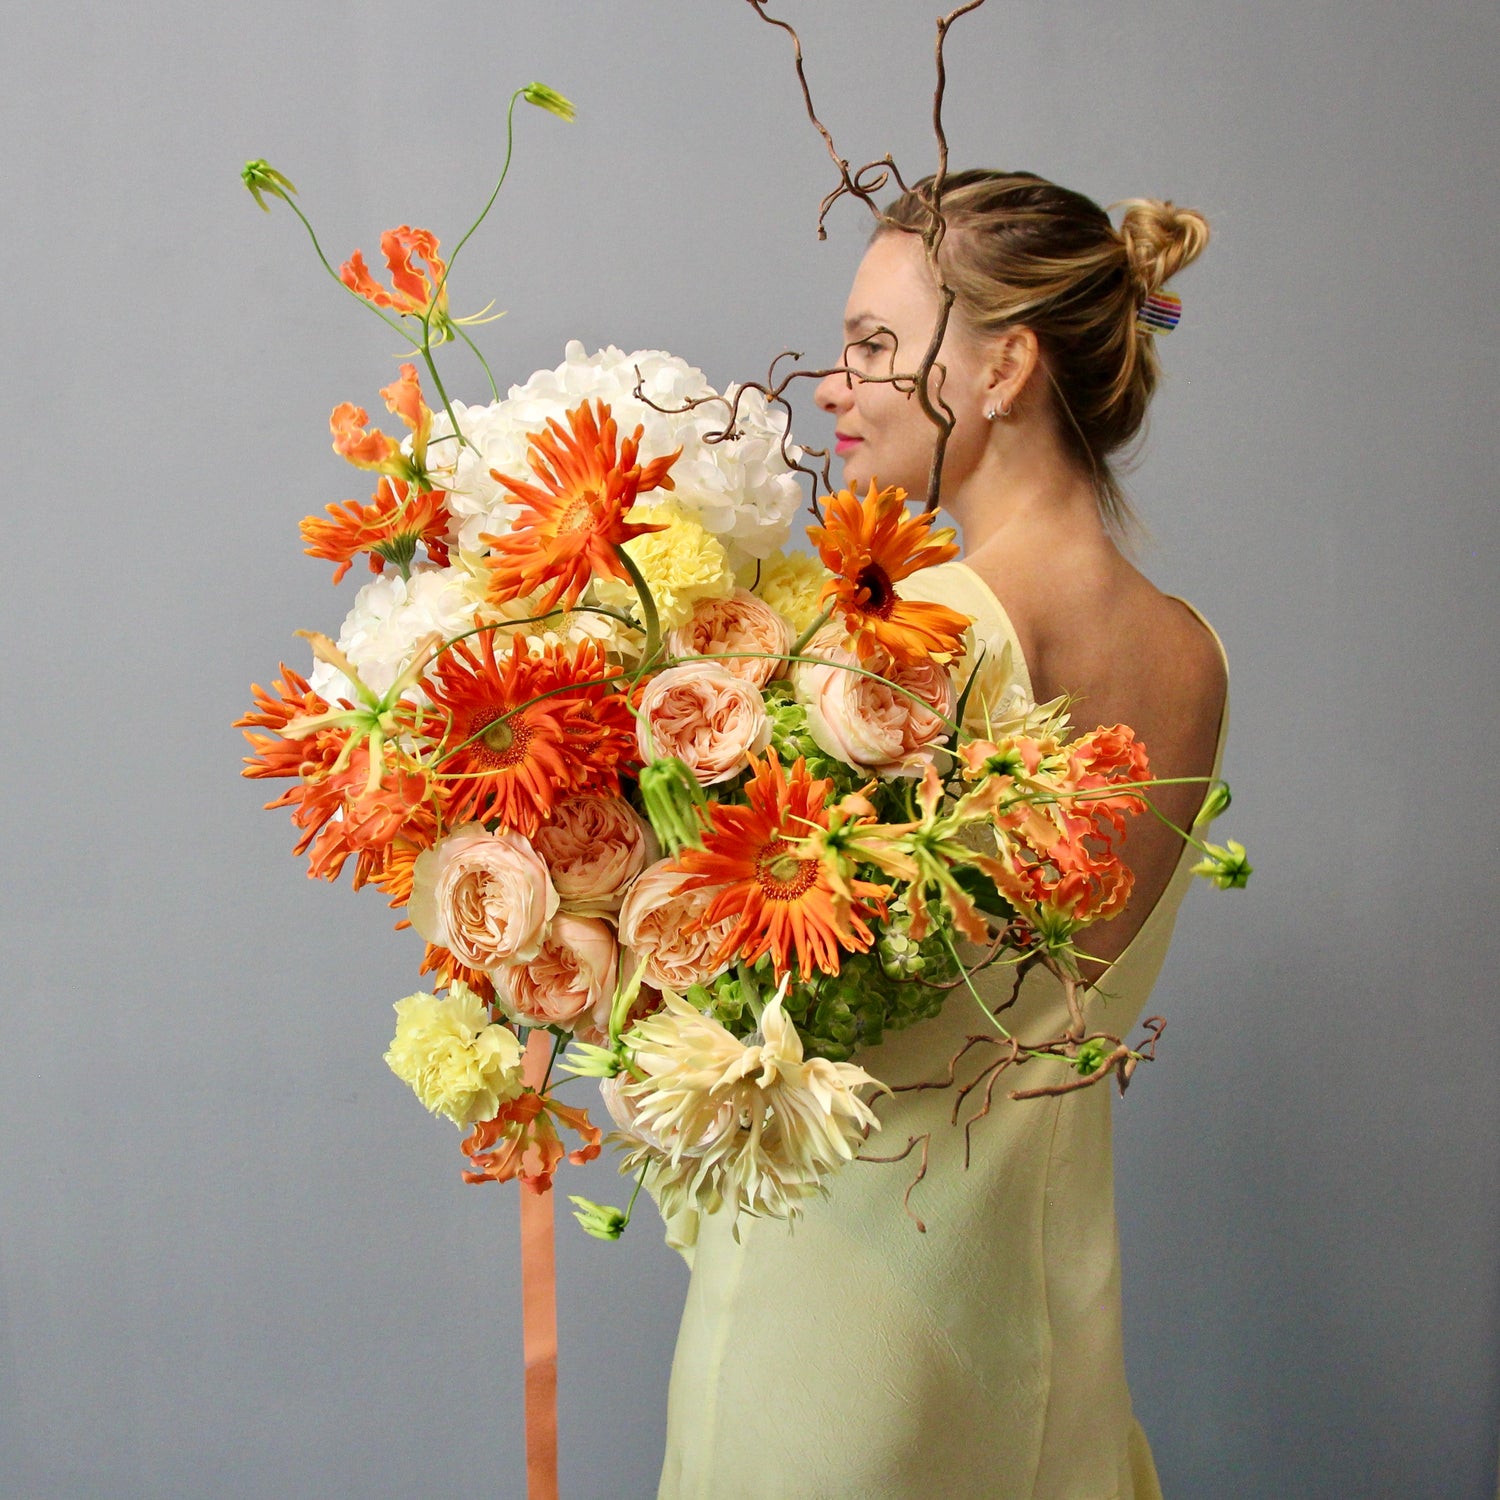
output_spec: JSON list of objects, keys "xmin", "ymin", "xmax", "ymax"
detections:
[{"xmin": 520, "ymin": 1030, "xmax": 559, "ymax": 1500}]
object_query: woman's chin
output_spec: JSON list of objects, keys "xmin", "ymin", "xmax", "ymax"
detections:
[{"xmin": 836, "ymin": 452, "xmax": 872, "ymax": 491}]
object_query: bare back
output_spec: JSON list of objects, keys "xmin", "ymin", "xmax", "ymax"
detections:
[{"xmin": 962, "ymin": 527, "xmax": 1227, "ymax": 977}]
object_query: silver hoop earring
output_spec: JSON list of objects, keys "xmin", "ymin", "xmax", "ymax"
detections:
[{"xmin": 985, "ymin": 398, "xmax": 1013, "ymax": 422}]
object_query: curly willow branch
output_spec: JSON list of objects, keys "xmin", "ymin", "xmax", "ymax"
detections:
[{"xmin": 646, "ymin": 0, "xmax": 993, "ymax": 516}]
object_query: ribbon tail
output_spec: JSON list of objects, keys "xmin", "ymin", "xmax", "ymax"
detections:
[{"xmin": 520, "ymin": 1030, "xmax": 560, "ymax": 1500}]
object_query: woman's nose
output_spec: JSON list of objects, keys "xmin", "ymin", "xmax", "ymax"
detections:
[{"xmin": 815, "ymin": 367, "xmax": 851, "ymax": 414}]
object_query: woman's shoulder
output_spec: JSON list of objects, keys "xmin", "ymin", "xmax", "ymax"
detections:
[{"xmin": 964, "ymin": 544, "xmax": 1225, "ymax": 766}]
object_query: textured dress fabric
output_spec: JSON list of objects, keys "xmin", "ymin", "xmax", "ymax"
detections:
[{"xmin": 656, "ymin": 562, "xmax": 1228, "ymax": 1500}]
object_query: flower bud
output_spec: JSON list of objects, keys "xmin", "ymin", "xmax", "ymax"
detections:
[
  {"xmin": 1071, "ymin": 1038, "xmax": 1111, "ymax": 1077},
  {"xmin": 241, "ymin": 159, "xmax": 297, "ymax": 213},
  {"xmin": 568, "ymin": 1196, "xmax": 627, "ymax": 1241},
  {"xmin": 1193, "ymin": 781, "xmax": 1232, "ymax": 826},
  {"xmin": 638, "ymin": 757, "xmax": 710, "ymax": 855},
  {"xmin": 560, "ymin": 1041, "xmax": 626, "ymax": 1079},
  {"xmin": 1190, "ymin": 838, "xmax": 1252, "ymax": 890},
  {"xmin": 522, "ymin": 82, "xmax": 576, "ymax": 122}
]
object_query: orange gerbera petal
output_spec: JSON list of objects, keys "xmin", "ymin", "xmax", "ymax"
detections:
[
  {"xmin": 806, "ymin": 480, "xmax": 971, "ymax": 666},
  {"xmin": 426, "ymin": 630, "xmax": 638, "ymax": 834},
  {"xmin": 300, "ymin": 477, "xmax": 451, "ymax": 583},
  {"xmin": 673, "ymin": 753, "xmax": 887, "ymax": 981},
  {"xmin": 236, "ymin": 664, "xmax": 333, "ymax": 781},
  {"xmin": 461, "ymin": 1090, "xmax": 602, "ymax": 1193},
  {"xmin": 338, "ymin": 225, "xmax": 448, "ymax": 317},
  {"xmin": 482, "ymin": 398, "xmax": 679, "ymax": 614},
  {"xmin": 420, "ymin": 942, "xmax": 497, "ymax": 1005}
]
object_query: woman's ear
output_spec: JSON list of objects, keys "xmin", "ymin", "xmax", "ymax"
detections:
[{"xmin": 983, "ymin": 327, "xmax": 1041, "ymax": 414}]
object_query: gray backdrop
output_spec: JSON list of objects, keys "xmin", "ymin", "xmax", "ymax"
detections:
[{"xmin": 3, "ymin": 1, "xmax": 1496, "ymax": 1496}]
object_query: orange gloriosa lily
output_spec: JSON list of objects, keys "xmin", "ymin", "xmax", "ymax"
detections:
[
  {"xmin": 339, "ymin": 225, "xmax": 449, "ymax": 319},
  {"xmin": 461, "ymin": 1089, "xmax": 602, "ymax": 1193},
  {"xmin": 672, "ymin": 753, "xmax": 887, "ymax": 981},
  {"xmin": 483, "ymin": 398, "xmax": 679, "ymax": 613},
  {"xmin": 807, "ymin": 480, "xmax": 971, "ymax": 666},
  {"xmin": 329, "ymin": 363, "xmax": 435, "ymax": 481},
  {"xmin": 236, "ymin": 665, "xmax": 438, "ymax": 884}
]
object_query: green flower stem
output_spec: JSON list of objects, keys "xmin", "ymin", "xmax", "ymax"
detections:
[
  {"xmin": 439, "ymin": 90, "xmax": 524, "ymax": 289},
  {"xmin": 736, "ymin": 962, "xmax": 765, "ymax": 1023},
  {"xmin": 680, "ymin": 649, "xmax": 964, "ymax": 736},
  {"xmin": 453, "ymin": 320, "xmax": 500, "ymax": 401},
  {"xmin": 940, "ymin": 929, "xmax": 1014, "ymax": 1040},
  {"xmin": 417, "ymin": 341, "xmax": 468, "ymax": 452},
  {"xmin": 540, "ymin": 1028, "xmax": 566, "ymax": 1092},
  {"xmin": 615, "ymin": 547, "xmax": 662, "ymax": 667},
  {"xmin": 622, "ymin": 1160, "xmax": 649, "ymax": 1227},
  {"xmin": 788, "ymin": 603, "xmax": 835, "ymax": 658},
  {"xmin": 274, "ymin": 193, "xmax": 419, "ymax": 347}
]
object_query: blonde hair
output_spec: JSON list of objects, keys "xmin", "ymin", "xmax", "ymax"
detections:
[{"xmin": 879, "ymin": 170, "xmax": 1210, "ymax": 532}]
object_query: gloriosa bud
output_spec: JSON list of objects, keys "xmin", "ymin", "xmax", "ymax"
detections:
[
  {"xmin": 1194, "ymin": 781, "xmax": 1232, "ymax": 826},
  {"xmin": 522, "ymin": 82, "xmax": 576, "ymax": 122},
  {"xmin": 242, "ymin": 159, "xmax": 297, "ymax": 213},
  {"xmin": 568, "ymin": 1196, "xmax": 627, "ymax": 1241}
]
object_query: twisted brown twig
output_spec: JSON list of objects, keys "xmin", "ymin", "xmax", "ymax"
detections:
[{"xmin": 636, "ymin": 0, "xmax": 992, "ymax": 517}]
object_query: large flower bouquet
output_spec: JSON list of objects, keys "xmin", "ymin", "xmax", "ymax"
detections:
[{"xmin": 237, "ymin": 90, "xmax": 1249, "ymax": 1248}]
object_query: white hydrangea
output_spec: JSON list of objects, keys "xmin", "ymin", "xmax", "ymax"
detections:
[
  {"xmin": 427, "ymin": 341, "xmax": 806, "ymax": 567},
  {"xmin": 308, "ymin": 565, "xmax": 481, "ymax": 704}
]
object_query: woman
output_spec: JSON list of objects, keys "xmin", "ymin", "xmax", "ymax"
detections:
[{"xmin": 657, "ymin": 171, "xmax": 1227, "ymax": 1499}]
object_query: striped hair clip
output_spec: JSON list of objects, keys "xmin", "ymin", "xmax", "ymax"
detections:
[{"xmin": 1136, "ymin": 289, "xmax": 1183, "ymax": 335}]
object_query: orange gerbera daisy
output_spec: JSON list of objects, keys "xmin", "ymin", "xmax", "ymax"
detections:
[
  {"xmin": 301, "ymin": 477, "xmax": 451, "ymax": 583},
  {"xmin": 672, "ymin": 753, "xmax": 887, "ymax": 981},
  {"xmin": 806, "ymin": 480, "xmax": 971, "ymax": 665},
  {"xmin": 483, "ymin": 398, "xmax": 679, "ymax": 613},
  {"xmin": 339, "ymin": 225, "xmax": 449, "ymax": 319},
  {"xmin": 427, "ymin": 630, "xmax": 637, "ymax": 834}
]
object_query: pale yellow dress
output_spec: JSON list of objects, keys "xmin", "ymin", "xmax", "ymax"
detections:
[{"xmin": 656, "ymin": 562, "xmax": 1228, "ymax": 1500}]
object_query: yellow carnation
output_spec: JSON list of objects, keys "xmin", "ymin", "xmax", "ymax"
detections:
[
  {"xmin": 385, "ymin": 981, "xmax": 525, "ymax": 1126},
  {"xmin": 753, "ymin": 549, "xmax": 832, "ymax": 633},
  {"xmin": 594, "ymin": 501, "xmax": 735, "ymax": 630}
]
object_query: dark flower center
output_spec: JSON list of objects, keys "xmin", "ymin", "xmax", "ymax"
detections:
[{"xmin": 854, "ymin": 563, "xmax": 897, "ymax": 619}]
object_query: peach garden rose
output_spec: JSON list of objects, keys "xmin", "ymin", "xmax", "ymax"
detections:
[
  {"xmin": 793, "ymin": 624, "xmax": 956, "ymax": 778},
  {"xmin": 636, "ymin": 661, "xmax": 771, "ymax": 786},
  {"xmin": 617, "ymin": 858, "xmax": 739, "ymax": 993},
  {"xmin": 666, "ymin": 588, "xmax": 793, "ymax": 689},
  {"xmin": 408, "ymin": 824, "xmax": 559, "ymax": 970},
  {"xmin": 496, "ymin": 912, "xmax": 619, "ymax": 1030},
  {"xmin": 532, "ymin": 793, "xmax": 656, "ymax": 916}
]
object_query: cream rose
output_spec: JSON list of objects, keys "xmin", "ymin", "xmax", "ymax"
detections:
[
  {"xmin": 667, "ymin": 589, "xmax": 793, "ymax": 688},
  {"xmin": 636, "ymin": 661, "xmax": 772, "ymax": 786},
  {"xmin": 495, "ymin": 913, "xmax": 619, "ymax": 1031},
  {"xmin": 617, "ymin": 859, "xmax": 739, "ymax": 994},
  {"xmin": 409, "ymin": 824, "xmax": 559, "ymax": 969},
  {"xmin": 793, "ymin": 625, "xmax": 956, "ymax": 778},
  {"xmin": 532, "ymin": 794, "xmax": 656, "ymax": 916}
]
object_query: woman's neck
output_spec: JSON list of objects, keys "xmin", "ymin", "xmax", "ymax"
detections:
[{"xmin": 942, "ymin": 432, "xmax": 1105, "ymax": 559}]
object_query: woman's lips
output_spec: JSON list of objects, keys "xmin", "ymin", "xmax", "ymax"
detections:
[{"xmin": 835, "ymin": 434, "xmax": 862, "ymax": 456}]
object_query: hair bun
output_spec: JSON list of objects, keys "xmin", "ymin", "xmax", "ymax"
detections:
[{"xmin": 1114, "ymin": 198, "xmax": 1210, "ymax": 298}]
